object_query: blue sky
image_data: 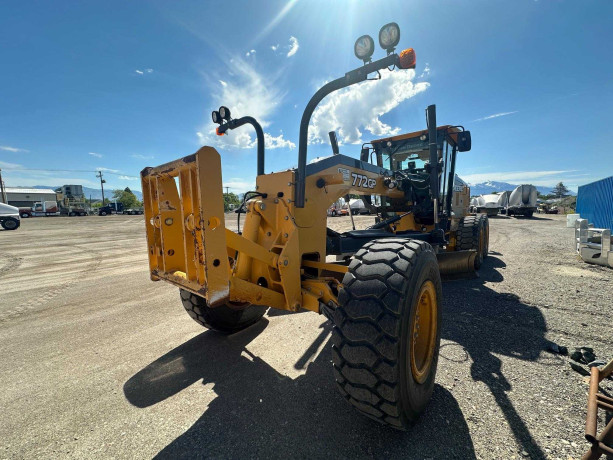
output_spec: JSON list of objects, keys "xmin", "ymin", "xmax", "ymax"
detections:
[{"xmin": 1, "ymin": 0, "xmax": 612, "ymax": 193}]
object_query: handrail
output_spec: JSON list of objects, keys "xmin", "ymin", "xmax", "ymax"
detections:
[
  {"xmin": 217, "ymin": 116, "xmax": 265, "ymax": 176},
  {"xmin": 295, "ymin": 53, "xmax": 401, "ymax": 208}
]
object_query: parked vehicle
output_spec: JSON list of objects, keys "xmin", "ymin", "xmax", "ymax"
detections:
[
  {"xmin": 0, "ymin": 203, "xmax": 21, "ymax": 230},
  {"xmin": 538, "ymin": 203, "xmax": 559, "ymax": 214},
  {"xmin": 327, "ymin": 200, "xmax": 349, "ymax": 216},
  {"xmin": 473, "ymin": 194, "xmax": 501, "ymax": 217},
  {"xmin": 497, "ymin": 191, "xmax": 511, "ymax": 215},
  {"xmin": 349, "ymin": 198, "xmax": 370, "ymax": 215},
  {"xmin": 98, "ymin": 202, "xmax": 124, "ymax": 216},
  {"xmin": 507, "ymin": 184, "xmax": 538, "ymax": 217},
  {"xmin": 19, "ymin": 201, "xmax": 60, "ymax": 218},
  {"xmin": 123, "ymin": 207, "xmax": 144, "ymax": 215}
]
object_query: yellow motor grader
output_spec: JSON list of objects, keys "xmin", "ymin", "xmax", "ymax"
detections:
[{"xmin": 140, "ymin": 23, "xmax": 488, "ymax": 430}]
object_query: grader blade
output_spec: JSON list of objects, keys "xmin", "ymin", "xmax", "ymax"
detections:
[{"xmin": 436, "ymin": 250, "xmax": 477, "ymax": 276}]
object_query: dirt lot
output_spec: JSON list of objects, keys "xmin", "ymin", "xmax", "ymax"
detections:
[{"xmin": 0, "ymin": 214, "xmax": 611, "ymax": 459}]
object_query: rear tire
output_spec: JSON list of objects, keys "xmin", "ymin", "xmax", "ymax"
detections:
[
  {"xmin": 478, "ymin": 214, "xmax": 489, "ymax": 261},
  {"xmin": 456, "ymin": 215, "xmax": 486, "ymax": 269},
  {"xmin": 332, "ymin": 239, "xmax": 442, "ymax": 429},
  {"xmin": 179, "ymin": 289, "xmax": 267, "ymax": 334}
]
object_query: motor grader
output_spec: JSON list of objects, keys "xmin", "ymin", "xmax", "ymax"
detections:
[{"xmin": 140, "ymin": 23, "xmax": 488, "ymax": 430}]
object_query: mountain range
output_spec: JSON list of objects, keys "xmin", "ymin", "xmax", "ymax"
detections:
[
  {"xmin": 467, "ymin": 181, "xmax": 575, "ymax": 197},
  {"xmin": 26, "ymin": 185, "xmax": 143, "ymax": 201}
]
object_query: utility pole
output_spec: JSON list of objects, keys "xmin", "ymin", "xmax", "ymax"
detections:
[
  {"xmin": 96, "ymin": 171, "xmax": 106, "ymax": 204},
  {"xmin": 0, "ymin": 169, "xmax": 6, "ymax": 204}
]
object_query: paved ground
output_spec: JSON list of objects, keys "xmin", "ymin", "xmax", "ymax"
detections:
[{"xmin": 0, "ymin": 214, "xmax": 611, "ymax": 459}]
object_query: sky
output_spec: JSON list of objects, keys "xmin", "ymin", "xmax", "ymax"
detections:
[{"xmin": 1, "ymin": 0, "xmax": 613, "ymax": 193}]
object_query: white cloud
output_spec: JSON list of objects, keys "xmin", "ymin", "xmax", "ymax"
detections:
[
  {"xmin": 0, "ymin": 160, "xmax": 23, "ymax": 169},
  {"xmin": 308, "ymin": 69, "xmax": 429, "ymax": 145},
  {"xmin": 287, "ymin": 36, "xmax": 299, "ymax": 57},
  {"xmin": 118, "ymin": 175, "xmax": 139, "ymax": 180},
  {"xmin": 473, "ymin": 111, "xmax": 518, "ymax": 122},
  {"xmin": 461, "ymin": 170, "xmax": 577, "ymax": 186},
  {"xmin": 223, "ymin": 178, "xmax": 256, "ymax": 194},
  {"xmin": 418, "ymin": 63, "xmax": 431, "ymax": 78},
  {"xmin": 88, "ymin": 152, "xmax": 103, "ymax": 158},
  {"xmin": 245, "ymin": 49, "xmax": 256, "ymax": 57},
  {"xmin": 198, "ymin": 57, "xmax": 293, "ymax": 150},
  {"xmin": 264, "ymin": 133, "xmax": 295, "ymax": 149},
  {"xmin": 0, "ymin": 145, "xmax": 29, "ymax": 153},
  {"xmin": 95, "ymin": 167, "xmax": 120, "ymax": 173},
  {"xmin": 131, "ymin": 154, "xmax": 154, "ymax": 160},
  {"xmin": 135, "ymin": 70, "xmax": 144, "ymax": 75},
  {"xmin": 219, "ymin": 80, "xmax": 227, "ymax": 87},
  {"xmin": 135, "ymin": 68, "xmax": 153, "ymax": 75},
  {"xmin": 271, "ymin": 44, "xmax": 279, "ymax": 51}
]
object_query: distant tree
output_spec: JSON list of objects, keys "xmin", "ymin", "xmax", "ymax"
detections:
[
  {"xmin": 223, "ymin": 192, "xmax": 240, "ymax": 212},
  {"xmin": 552, "ymin": 182, "xmax": 570, "ymax": 198},
  {"xmin": 112, "ymin": 188, "xmax": 141, "ymax": 208}
]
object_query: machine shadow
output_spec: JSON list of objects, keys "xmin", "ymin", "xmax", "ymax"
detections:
[
  {"xmin": 125, "ymin": 324, "xmax": 476, "ymax": 459},
  {"xmin": 441, "ymin": 254, "xmax": 549, "ymax": 459}
]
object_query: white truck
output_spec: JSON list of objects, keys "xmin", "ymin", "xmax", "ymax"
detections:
[
  {"xmin": 0, "ymin": 203, "xmax": 21, "ymax": 230},
  {"xmin": 19, "ymin": 200, "xmax": 60, "ymax": 218}
]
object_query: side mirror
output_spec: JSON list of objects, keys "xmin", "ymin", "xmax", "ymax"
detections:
[{"xmin": 457, "ymin": 131, "xmax": 471, "ymax": 152}]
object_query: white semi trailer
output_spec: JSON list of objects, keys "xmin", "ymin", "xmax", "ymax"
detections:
[
  {"xmin": 506, "ymin": 184, "xmax": 538, "ymax": 217},
  {"xmin": 473, "ymin": 194, "xmax": 501, "ymax": 217}
]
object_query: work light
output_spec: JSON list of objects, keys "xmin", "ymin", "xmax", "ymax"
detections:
[
  {"xmin": 379, "ymin": 22, "xmax": 400, "ymax": 51},
  {"xmin": 219, "ymin": 106, "xmax": 231, "ymax": 121},
  {"xmin": 212, "ymin": 110, "xmax": 221, "ymax": 124},
  {"xmin": 354, "ymin": 35, "xmax": 375, "ymax": 62}
]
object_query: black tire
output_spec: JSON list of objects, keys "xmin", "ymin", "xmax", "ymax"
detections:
[
  {"xmin": 1, "ymin": 217, "xmax": 20, "ymax": 230},
  {"xmin": 456, "ymin": 215, "xmax": 486, "ymax": 270},
  {"xmin": 478, "ymin": 214, "xmax": 489, "ymax": 261},
  {"xmin": 332, "ymin": 239, "xmax": 442, "ymax": 429},
  {"xmin": 526, "ymin": 211, "xmax": 534, "ymax": 218},
  {"xmin": 179, "ymin": 289, "xmax": 267, "ymax": 334},
  {"xmin": 100, "ymin": 211, "xmax": 107, "ymax": 216}
]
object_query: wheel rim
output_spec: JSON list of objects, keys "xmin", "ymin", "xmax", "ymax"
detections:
[
  {"xmin": 5, "ymin": 220, "xmax": 17, "ymax": 229},
  {"xmin": 410, "ymin": 280, "xmax": 438, "ymax": 384}
]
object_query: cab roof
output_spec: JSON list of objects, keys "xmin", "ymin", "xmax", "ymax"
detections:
[{"xmin": 370, "ymin": 125, "xmax": 461, "ymax": 145}]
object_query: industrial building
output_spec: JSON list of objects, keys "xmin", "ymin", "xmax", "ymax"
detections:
[
  {"xmin": 4, "ymin": 187, "xmax": 57, "ymax": 208},
  {"xmin": 576, "ymin": 176, "xmax": 613, "ymax": 229}
]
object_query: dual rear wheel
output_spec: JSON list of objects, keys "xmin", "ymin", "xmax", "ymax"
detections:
[{"xmin": 456, "ymin": 214, "xmax": 489, "ymax": 269}]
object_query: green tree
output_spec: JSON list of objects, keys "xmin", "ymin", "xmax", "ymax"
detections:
[
  {"xmin": 552, "ymin": 182, "xmax": 570, "ymax": 198},
  {"xmin": 223, "ymin": 192, "xmax": 240, "ymax": 212},
  {"xmin": 112, "ymin": 187, "xmax": 141, "ymax": 208}
]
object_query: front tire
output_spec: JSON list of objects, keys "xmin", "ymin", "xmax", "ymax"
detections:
[
  {"xmin": 179, "ymin": 289, "xmax": 267, "ymax": 334},
  {"xmin": 332, "ymin": 239, "xmax": 442, "ymax": 429},
  {"xmin": 1, "ymin": 217, "xmax": 20, "ymax": 230}
]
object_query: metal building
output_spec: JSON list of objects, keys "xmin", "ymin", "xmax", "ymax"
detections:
[
  {"xmin": 5, "ymin": 188, "xmax": 58, "ymax": 208},
  {"xmin": 576, "ymin": 176, "xmax": 613, "ymax": 229}
]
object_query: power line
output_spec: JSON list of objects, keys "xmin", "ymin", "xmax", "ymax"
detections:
[{"xmin": 1, "ymin": 167, "xmax": 139, "ymax": 178}]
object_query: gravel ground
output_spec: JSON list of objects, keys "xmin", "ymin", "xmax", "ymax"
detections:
[{"xmin": 0, "ymin": 213, "xmax": 611, "ymax": 459}]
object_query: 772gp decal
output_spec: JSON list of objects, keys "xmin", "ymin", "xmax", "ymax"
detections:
[{"xmin": 351, "ymin": 173, "xmax": 376, "ymax": 189}]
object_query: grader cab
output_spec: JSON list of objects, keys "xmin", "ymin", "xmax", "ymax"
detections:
[{"xmin": 140, "ymin": 23, "xmax": 488, "ymax": 429}]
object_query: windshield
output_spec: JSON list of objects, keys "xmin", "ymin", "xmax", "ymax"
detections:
[{"xmin": 382, "ymin": 153, "xmax": 428, "ymax": 172}]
